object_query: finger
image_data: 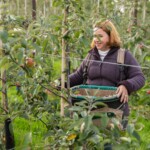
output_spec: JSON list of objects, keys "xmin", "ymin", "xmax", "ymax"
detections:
[
  {"xmin": 124, "ymin": 95, "xmax": 129, "ymax": 103},
  {"xmin": 116, "ymin": 87, "xmax": 120, "ymax": 94},
  {"xmin": 121, "ymin": 95, "xmax": 128, "ymax": 103},
  {"xmin": 120, "ymin": 94, "xmax": 124, "ymax": 103},
  {"xmin": 117, "ymin": 90, "xmax": 122, "ymax": 98}
]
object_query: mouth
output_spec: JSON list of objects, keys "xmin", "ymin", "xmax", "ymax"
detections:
[{"xmin": 96, "ymin": 43, "xmax": 102, "ymax": 46}]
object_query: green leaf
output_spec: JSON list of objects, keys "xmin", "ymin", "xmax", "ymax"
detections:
[
  {"xmin": 100, "ymin": 113, "xmax": 109, "ymax": 128},
  {"xmin": 69, "ymin": 106, "xmax": 83, "ymax": 112},
  {"xmin": 52, "ymin": 0, "xmax": 63, "ymax": 7},
  {"xmin": 0, "ymin": 30, "xmax": 8, "ymax": 43},
  {"xmin": 127, "ymin": 124, "xmax": 134, "ymax": 135},
  {"xmin": 16, "ymin": 50, "xmax": 23, "ymax": 65},
  {"xmin": 81, "ymin": 111, "xmax": 87, "ymax": 117},
  {"xmin": 0, "ymin": 56, "xmax": 9, "ymax": 68},
  {"xmin": 132, "ymin": 131, "xmax": 141, "ymax": 142},
  {"xmin": 73, "ymin": 112, "xmax": 79, "ymax": 120},
  {"xmin": 120, "ymin": 137, "xmax": 131, "ymax": 143},
  {"xmin": 75, "ymin": 101, "xmax": 88, "ymax": 106},
  {"xmin": 21, "ymin": 39, "xmax": 27, "ymax": 48},
  {"xmin": 42, "ymin": 38, "xmax": 48, "ymax": 52},
  {"xmin": 84, "ymin": 115, "xmax": 93, "ymax": 130}
]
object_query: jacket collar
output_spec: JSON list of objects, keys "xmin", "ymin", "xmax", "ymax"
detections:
[{"xmin": 89, "ymin": 46, "xmax": 120, "ymax": 59}]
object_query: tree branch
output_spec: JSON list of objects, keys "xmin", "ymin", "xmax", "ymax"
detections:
[{"xmin": 39, "ymin": 83, "xmax": 71, "ymax": 104}]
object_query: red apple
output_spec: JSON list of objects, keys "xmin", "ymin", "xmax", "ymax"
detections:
[
  {"xmin": 26, "ymin": 58, "xmax": 34, "ymax": 67},
  {"xmin": 146, "ymin": 90, "xmax": 150, "ymax": 94}
]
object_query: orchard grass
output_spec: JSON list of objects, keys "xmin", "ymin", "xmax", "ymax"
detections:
[{"xmin": 13, "ymin": 117, "xmax": 47, "ymax": 149}]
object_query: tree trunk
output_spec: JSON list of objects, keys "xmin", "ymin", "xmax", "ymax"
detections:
[
  {"xmin": 133, "ymin": 0, "xmax": 138, "ymax": 25},
  {"xmin": 0, "ymin": 5, "xmax": 8, "ymax": 114},
  {"xmin": 32, "ymin": 0, "xmax": 36, "ymax": 20},
  {"xmin": 1, "ymin": 70, "xmax": 8, "ymax": 113}
]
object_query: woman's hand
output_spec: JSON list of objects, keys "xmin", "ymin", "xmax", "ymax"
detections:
[{"xmin": 116, "ymin": 85, "xmax": 128, "ymax": 103}]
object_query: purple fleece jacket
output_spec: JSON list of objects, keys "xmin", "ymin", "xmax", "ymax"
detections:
[{"xmin": 69, "ymin": 47, "xmax": 145, "ymax": 115}]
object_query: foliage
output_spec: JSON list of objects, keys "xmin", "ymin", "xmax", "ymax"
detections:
[
  {"xmin": 0, "ymin": 0, "xmax": 150, "ymax": 149},
  {"xmin": 33, "ymin": 98, "xmax": 142, "ymax": 149}
]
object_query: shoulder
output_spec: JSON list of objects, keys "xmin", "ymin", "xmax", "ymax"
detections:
[
  {"xmin": 124, "ymin": 49, "xmax": 134, "ymax": 58},
  {"xmin": 124, "ymin": 49, "xmax": 139, "ymax": 65}
]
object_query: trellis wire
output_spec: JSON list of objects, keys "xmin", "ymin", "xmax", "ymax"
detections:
[{"xmin": 40, "ymin": 52, "xmax": 149, "ymax": 69}]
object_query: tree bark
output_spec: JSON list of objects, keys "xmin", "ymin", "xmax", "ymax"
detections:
[
  {"xmin": 32, "ymin": 0, "xmax": 36, "ymax": 20},
  {"xmin": 1, "ymin": 70, "xmax": 8, "ymax": 113},
  {"xmin": 133, "ymin": 0, "xmax": 138, "ymax": 25}
]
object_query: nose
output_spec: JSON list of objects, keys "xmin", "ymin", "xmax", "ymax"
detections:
[{"xmin": 94, "ymin": 38, "xmax": 101, "ymax": 44}]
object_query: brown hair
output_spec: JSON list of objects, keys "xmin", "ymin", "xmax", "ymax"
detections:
[{"xmin": 91, "ymin": 20, "xmax": 122, "ymax": 48}]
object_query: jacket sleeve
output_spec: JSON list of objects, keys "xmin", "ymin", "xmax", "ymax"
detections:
[
  {"xmin": 118, "ymin": 50, "xmax": 145, "ymax": 95},
  {"xmin": 69, "ymin": 55, "xmax": 89, "ymax": 87}
]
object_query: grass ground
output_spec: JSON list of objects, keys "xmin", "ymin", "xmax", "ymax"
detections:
[{"xmin": 13, "ymin": 117, "xmax": 47, "ymax": 149}]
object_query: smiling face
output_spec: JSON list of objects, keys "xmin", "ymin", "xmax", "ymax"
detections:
[{"xmin": 93, "ymin": 28, "xmax": 110, "ymax": 51}]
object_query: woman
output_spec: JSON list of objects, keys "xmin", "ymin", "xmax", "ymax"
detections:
[{"xmin": 69, "ymin": 20, "xmax": 145, "ymax": 127}]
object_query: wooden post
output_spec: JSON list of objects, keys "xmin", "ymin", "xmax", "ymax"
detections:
[
  {"xmin": 25, "ymin": 0, "xmax": 27, "ymax": 18},
  {"xmin": 142, "ymin": 0, "xmax": 146, "ymax": 23},
  {"xmin": 61, "ymin": 4, "xmax": 69, "ymax": 116}
]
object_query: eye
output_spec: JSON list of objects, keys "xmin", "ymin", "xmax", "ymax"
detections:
[
  {"xmin": 93, "ymin": 35, "xmax": 103, "ymax": 42},
  {"xmin": 93, "ymin": 35, "xmax": 103, "ymax": 38}
]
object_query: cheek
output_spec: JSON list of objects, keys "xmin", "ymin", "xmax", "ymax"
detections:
[
  {"xmin": 103, "ymin": 37, "xmax": 110, "ymax": 43},
  {"xmin": 93, "ymin": 38, "xmax": 97, "ymax": 42}
]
